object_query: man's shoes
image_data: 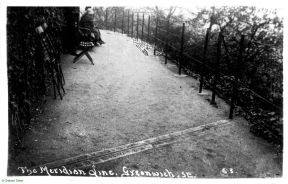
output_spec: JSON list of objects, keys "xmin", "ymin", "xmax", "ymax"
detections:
[
  {"xmin": 93, "ymin": 41, "xmax": 99, "ymax": 46},
  {"xmin": 99, "ymin": 40, "xmax": 105, "ymax": 44}
]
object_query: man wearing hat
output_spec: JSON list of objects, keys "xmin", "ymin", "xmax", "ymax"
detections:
[{"xmin": 79, "ymin": 6, "xmax": 105, "ymax": 45}]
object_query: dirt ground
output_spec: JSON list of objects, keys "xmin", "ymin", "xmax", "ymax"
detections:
[{"xmin": 8, "ymin": 30, "xmax": 282, "ymax": 177}]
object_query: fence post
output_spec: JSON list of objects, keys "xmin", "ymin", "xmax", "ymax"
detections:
[
  {"xmin": 122, "ymin": 9, "xmax": 124, "ymax": 34},
  {"xmin": 114, "ymin": 9, "xmax": 116, "ymax": 32},
  {"xmin": 154, "ymin": 17, "xmax": 158, "ymax": 55},
  {"xmin": 179, "ymin": 23, "xmax": 185, "ymax": 75},
  {"xmin": 127, "ymin": 10, "xmax": 130, "ymax": 35},
  {"xmin": 136, "ymin": 13, "xmax": 139, "ymax": 40},
  {"xmin": 165, "ymin": 19, "xmax": 170, "ymax": 64},
  {"xmin": 229, "ymin": 35, "xmax": 245, "ymax": 119},
  {"xmin": 141, "ymin": 13, "xmax": 144, "ymax": 40},
  {"xmin": 105, "ymin": 8, "xmax": 108, "ymax": 30},
  {"xmin": 199, "ymin": 28, "xmax": 211, "ymax": 93},
  {"xmin": 211, "ymin": 32, "xmax": 223, "ymax": 105},
  {"xmin": 131, "ymin": 13, "xmax": 134, "ymax": 37},
  {"xmin": 147, "ymin": 15, "xmax": 150, "ymax": 43}
]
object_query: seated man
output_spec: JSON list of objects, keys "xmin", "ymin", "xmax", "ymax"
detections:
[{"xmin": 79, "ymin": 7, "xmax": 105, "ymax": 45}]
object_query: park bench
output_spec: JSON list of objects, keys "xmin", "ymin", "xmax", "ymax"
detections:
[
  {"xmin": 73, "ymin": 27, "xmax": 95, "ymax": 65},
  {"xmin": 35, "ymin": 22, "xmax": 65, "ymax": 100}
]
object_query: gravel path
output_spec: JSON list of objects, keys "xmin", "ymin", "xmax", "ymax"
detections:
[{"xmin": 8, "ymin": 30, "xmax": 281, "ymax": 177}]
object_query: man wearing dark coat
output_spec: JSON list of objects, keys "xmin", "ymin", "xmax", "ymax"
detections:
[{"xmin": 79, "ymin": 7, "xmax": 105, "ymax": 45}]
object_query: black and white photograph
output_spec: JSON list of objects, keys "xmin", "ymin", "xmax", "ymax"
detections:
[{"xmin": 0, "ymin": 0, "xmax": 286, "ymax": 183}]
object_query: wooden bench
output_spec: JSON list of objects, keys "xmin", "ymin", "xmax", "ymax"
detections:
[
  {"xmin": 35, "ymin": 22, "xmax": 65, "ymax": 100},
  {"xmin": 73, "ymin": 27, "xmax": 95, "ymax": 65}
]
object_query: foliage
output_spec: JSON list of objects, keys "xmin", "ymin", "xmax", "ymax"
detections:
[
  {"xmin": 187, "ymin": 6, "xmax": 283, "ymax": 104},
  {"xmin": 7, "ymin": 7, "xmax": 66, "ymax": 144},
  {"xmin": 186, "ymin": 6, "xmax": 283, "ymax": 145}
]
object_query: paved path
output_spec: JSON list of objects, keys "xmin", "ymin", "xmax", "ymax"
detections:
[{"xmin": 9, "ymin": 30, "xmax": 281, "ymax": 178}]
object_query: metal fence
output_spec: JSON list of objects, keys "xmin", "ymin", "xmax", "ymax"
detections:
[{"xmin": 101, "ymin": 8, "xmax": 282, "ymax": 143}]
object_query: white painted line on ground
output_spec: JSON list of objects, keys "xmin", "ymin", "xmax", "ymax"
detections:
[
  {"xmin": 173, "ymin": 74, "xmax": 187, "ymax": 77},
  {"xmin": 33, "ymin": 120, "xmax": 233, "ymax": 170}
]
